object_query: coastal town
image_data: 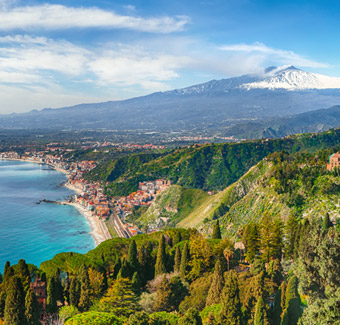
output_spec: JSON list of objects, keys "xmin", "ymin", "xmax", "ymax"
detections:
[{"xmin": 0, "ymin": 150, "xmax": 171, "ymax": 245}]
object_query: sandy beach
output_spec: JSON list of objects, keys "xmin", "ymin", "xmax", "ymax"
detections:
[
  {"xmin": 64, "ymin": 182, "xmax": 83, "ymax": 195},
  {"xmin": 66, "ymin": 202, "xmax": 112, "ymax": 246}
]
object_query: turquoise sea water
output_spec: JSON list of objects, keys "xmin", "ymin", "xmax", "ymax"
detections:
[{"xmin": 0, "ymin": 160, "xmax": 95, "ymax": 273}]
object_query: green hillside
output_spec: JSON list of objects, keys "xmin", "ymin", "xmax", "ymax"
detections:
[
  {"xmin": 84, "ymin": 128, "xmax": 340, "ymax": 197},
  {"xmin": 127, "ymin": 185, "xmax": 209, "ymax": 229},
  {"xmin": 176, "ymin": 149, "xmax": 340, "ymax": 237}
]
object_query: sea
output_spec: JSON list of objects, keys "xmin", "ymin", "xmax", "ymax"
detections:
[{"xmin": 0, "ymin": 160, "xmax": 95, "ymax": 273}]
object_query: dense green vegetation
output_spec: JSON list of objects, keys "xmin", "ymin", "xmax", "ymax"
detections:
[
  {"xmin": 83, "ymin": 128, "xmax": 340, "ymax": 197},
  {"xmin": 1, "ymin": 217, "xmax": 338, "ymax": 324}
]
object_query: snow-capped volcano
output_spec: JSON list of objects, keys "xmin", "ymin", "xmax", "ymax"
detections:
[{"xmin": 240, "ymin": 65, "xmax": 340, "ymax": 90}]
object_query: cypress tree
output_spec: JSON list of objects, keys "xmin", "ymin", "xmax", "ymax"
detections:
[
  {"xmin": 155, "ymin": 235, "xmax": 167, "ymax": 277},
  {"xmin": 54, "ymin": 269, "xmax": 64, "ymax": 304},
  {"xmin": 17, "ymin": 259, "xmax": 30, "ymax": 281},
  {"xmin": 174, "ymin": 232, "xmax": 182, "ymax": 245},
  {"xmin": 212, "ymin": 220, "xmax": 222, "ymax": 239},
  {"xmin": 280, "ymin": 282, "xmax": 287, "ymax": 320},
  {"xmin": 174, "ymin": 246, "xmax": 181, "ymax": 273},
  {"xmin": 4, "ymin": 276, "xmax": 26, "ymax": 325},
  {"xmin": 117, "ymin": 258, "xmax": 130, "ymax": 279},
  {"xmin": 131, "ymin": 272, "xmax": 141, "ymax": 295},
  {"xmin": 219, "ymin": 271, "xmax": 242, "ymax": 325},
  {"xmin": 285, "ymin": 214, "xmax": 299, "ymax": 259},
  {"xmin": 127, "ymin": 239, "xmax": 139, "ymax": 273},
  {"xmin": 244, "ymin": 223, "xmax": 259, "ymax": 263},
  {"xmin": 69, "ymin": 277, "xmax": 80, "ymax": 307},
  {"xmin": 206, "ymin": 259, "xmax": 224, "ymax": 306},
  {"xmin": 3, "ymin": 261, "xmax": 14, "ymax": 284},
  {"xmin": 25, "ymin": 288, "xmax": 40, "ymax": 325},
  {"xmin": 46, "ymin": 277, "xmax": 57, "ymax": 314},
  {"xmin": 79, "ymin": 266, "xmax": 90, "ymax": 311},
  {"xmin": 254, "ymin": 296, "xmax": 268, "ymax": 325},
  {"xmin": 180, "ymin": 242, "xmax": 189, "ymax": 279},
  {"xmin": 3, "ymin": 261, "xmax": 10, "ymax": 276},
  {"xmin": 272, "ymin": 287, "xmax": 282, "ymax": 325},
  {"xmin": 138, "ymin": 241, "xmax": 154, "ymax": 283},
  {"xmin": 323, "ymin": 212, "xmax": 332, "ymax": 230},
  {"xmin": 283, "ymin": 276, "xmax": 302, "ymax": 325}
]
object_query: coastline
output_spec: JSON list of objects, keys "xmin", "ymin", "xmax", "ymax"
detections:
[
  {"xmin": 0, "ymin": 157, "xmax": 112, "ymax": 247},
  {"xmin": 65, "ymin": 202, "xmax": 112, "ymax": 246}
]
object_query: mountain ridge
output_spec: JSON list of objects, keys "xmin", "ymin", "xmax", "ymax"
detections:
[{"xmin": 1, "ymin": 66, "xmax": 340, "ymax": 133}]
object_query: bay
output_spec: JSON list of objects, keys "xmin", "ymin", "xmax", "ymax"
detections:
[{"xmin": 0, "ymin": 160, "xmax": 95, "ymax": 273}]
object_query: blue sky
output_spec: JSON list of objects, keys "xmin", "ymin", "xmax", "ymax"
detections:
[{"xmin": 0, "ymin": 0, "xmax": 338, "ymax": 113}]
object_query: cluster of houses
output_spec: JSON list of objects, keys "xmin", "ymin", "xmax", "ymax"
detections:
[{"xmin": 114, "ymin": 180, "xmax": 171, "ymax": 219}]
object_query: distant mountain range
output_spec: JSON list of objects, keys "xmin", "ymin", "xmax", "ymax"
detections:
[{"xmin": 2, "ymin": 65, "xmax": 340, "ymax": 138}]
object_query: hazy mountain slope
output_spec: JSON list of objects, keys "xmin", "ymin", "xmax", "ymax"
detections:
[
  {"xmin": 226, "ymin": 105, "xmax": 340, "ymax": 139},
  {"xmin": 1, "ymin": 66, "xmax": 340, "ymax": 132}
]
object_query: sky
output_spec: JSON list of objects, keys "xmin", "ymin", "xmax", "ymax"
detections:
[{"xmin": 0, "ymin": 0, "xmax": 339, "ymax": 113}]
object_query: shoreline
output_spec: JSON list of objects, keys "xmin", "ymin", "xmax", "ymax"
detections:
[
  {"xmin": 0, "ymin": 157, "xmax": 112, "ymax": 247},
  {"xmin": 64, "ymin": 202, "xmax": 112, "ymax": 246}
]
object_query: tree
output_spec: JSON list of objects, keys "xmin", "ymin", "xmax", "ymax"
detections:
[
  {"xmin": 88, "ymin": 268, "xmax": 105, "ymax": 301},
  {"xmin": 285, "ymin": 214, "xmax": 299, "ymax": 259},
  {"xmin": 272, "ymin": 286, "xmax": 282, "ymax": 325},
  {"xmin": 180, "ymin": 242, "xmax": 189, "ymax": 279},
  {"xmin": 178, "ymin": 308, "xmax": 203, "ymax": 325},
  {"xmin": 69, "ymin": 277, "xmax": 80, "ymax": 307},
  {"xmin": 174, "ymin": 232, "xmax": 182, "ymax": 245},
  {"xmin": 259, "ymin": 214, "xmax": 283, "ymax": 262},
  {"xmin": 244, "ymin": 223, "xmax": 259, "ymax": 263},
  {"xmin": 127, "ymin": 311, "xmax": 149, "ymax": 325},
  {"xmin": 212, "ymin": 220, "xmax": 222, "ymax": 239},
  {"xmin": 155, "ymin": 235, "xmax": 167, "ymax": 277},
  {"xmin": 322, "ymin": 212, "xmax": 332, "ymax": 230},
  {"xmin": 138, "ymin": 241, "xmax": 154, "ymax": 284},
  {"xmin": 223, "ymin": 240, "xmax": 234, "ymax": 271},
  {"xmin": 254, "ymin": 296, "xmax": 268, "ymax": 325},
  {"xmin": 174, "ymin": 246, "xmax": 181, "ymax": 273},
  {"xmin": 189, "ymin": 234, "xmax": 211, "ymax": 280},
  {"xmin": 154, "ymin": 276, "xmax": 172, "ymax": 312},
  {"xmin": 54, "ymin": 269, "xmax": 64, "ymax": 304},
  {"xmin": 127, "ymin": 240, "xmax": 139, "ymax": 274},
  {"xmin": 25, "ymin": 288, "xmax": 40, "ymax": 325},
  {"xmin": 219, "ymin": 271, "xmax": 242, "ymax": 325},
  {"xmin": 59, "ymin": 305, "xmax": 79, "ymax": 323},
  {"xmin": 3, "ymin": 261, "xmax": 14, "ymax": 284},
  {"xmin": 79, "ymin": 266, "xmax": 90, "ymax": 311},
  {"xmin": 4, "ymin": 276, "xmax": 26, "ymax": 325},
  {"xmin": 206, "ymin": 260, "xmax": 224, "ymax": 306},
  {"xmin": 46, "ymin": 277, "xmax": 58, "ymax": 315},
  {"xmin": 282, "ymin": 276, "xmax": 302, "ymax": 325},
  {"xmin": 95, "ymin": 278, "xmax": 138, "ymax": 318},
  {"xmin": 17, "ymin": 259, "xmax": 30, "ymax": 281},
  {"xmin": 131, "ymin": 272, "xmax": 142, "ymax": 295}
]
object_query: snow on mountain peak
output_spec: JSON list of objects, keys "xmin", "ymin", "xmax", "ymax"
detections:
[{"xmin": 240, "ymin": 66, "xmax": 340, "ymax": 90}]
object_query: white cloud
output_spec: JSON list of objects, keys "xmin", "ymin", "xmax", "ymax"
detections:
[
  {"xmin": 88, "ymin": 48, "xmax": 191, "ymax": 90},
  {"xmin": 0, "ymin": 4, "xmax": 189, "ymax": 33},
  {"xmin": 219, "ymin": 42, "xmax": 329, "ymax": 69}
]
